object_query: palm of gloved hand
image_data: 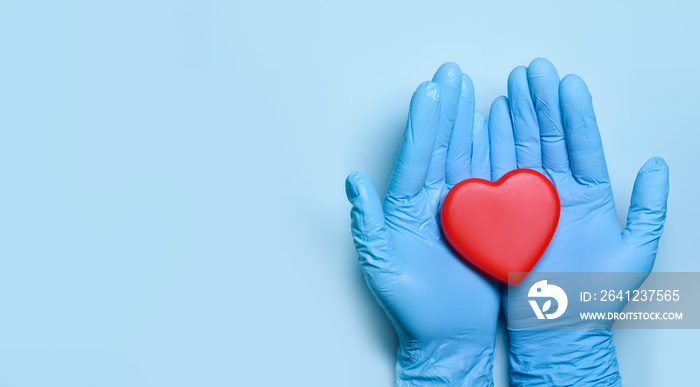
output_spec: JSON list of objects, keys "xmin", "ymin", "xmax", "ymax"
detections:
[
  {"xmin": 346, "ymin": 63, "xmax": 499, "ymax": 385},
  {"xmin": 489, "ymin": 58, "xmax": 669, "ymax": 386},
  {"xmin": 534, "ymin": 158, "xmax": 666, "ymax": 276}
]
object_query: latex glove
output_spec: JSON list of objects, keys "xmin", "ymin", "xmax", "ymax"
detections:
[
  {"xmin": 346, "ymin": 63, "xmax": 500, "ymax": 386},
  {"xmin": 488, "ymin": 58, "xmax": 670, "ymax": 386}
]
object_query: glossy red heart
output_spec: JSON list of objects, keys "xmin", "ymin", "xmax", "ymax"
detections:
[{"xmin": 440, "ymin": 169, "xmax": 560, "ymax": 285}]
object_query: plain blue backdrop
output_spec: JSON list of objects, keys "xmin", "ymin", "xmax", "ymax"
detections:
[{"xmin": 0, "ymin": 1, "xmax": 697, "ymax": 386}]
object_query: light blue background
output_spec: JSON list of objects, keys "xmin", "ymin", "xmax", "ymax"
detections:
[{"xmin": 0, "ymin": 1, "xmax": 697, "ymax": 386}]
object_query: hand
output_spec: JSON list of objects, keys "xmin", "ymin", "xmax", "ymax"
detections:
[
  {"xmin": 346, "ymin": 63, "xmax": 500, "ymax": 386},
  {"xmin": 488, "ymin": 58, "xmax": 670, "ymax": 386}
]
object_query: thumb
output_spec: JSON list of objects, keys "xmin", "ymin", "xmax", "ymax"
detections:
[
  {"xmin": 622, "ymin": 157, "xmax": 670, "ymax": 255},
  {"xmin": 345, "ymin": 171, "xmax": 392, "ymax": 273}
]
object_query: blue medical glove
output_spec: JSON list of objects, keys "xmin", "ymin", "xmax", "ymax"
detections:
[
  {"xmin": 346, "ymin": 63, "xmax": 500, "ymax": 386},
  {"xmin": 488, "ymin": 58, "xmax": 670, "ymax": 386}
]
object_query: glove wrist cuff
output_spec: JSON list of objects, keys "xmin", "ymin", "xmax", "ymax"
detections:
[
  {"xmin": 395, "ymin": 334, "xmax": 495, "ymax": 386},
  {"xmin": 507, "ymin": 328, "xmax": 621, "ymax": 387}
]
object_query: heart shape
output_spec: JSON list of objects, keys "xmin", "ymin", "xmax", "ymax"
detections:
[{"xmin": 440, "ymin": 169, "xmax": 560, "ymax": 285}]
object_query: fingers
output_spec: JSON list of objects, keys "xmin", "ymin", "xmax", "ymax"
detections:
[
  {"xmin": 471, "ymin": 112, "xmax": 490, "ymax": 180},
  {"xmin": 445, "ymin": 74, "xmax": 475, "ymax": 188},
  {"xmin": 488, "ymin": 96, "xmax": 516, "ymax": 181},
  {"xmin": 346, "ymin": 171, "xmax": 392, "ymax": 273},
  {"xmin": 386, "ymin": 81, "xmax": 441, "ymax": 199},
  {"xmin": 508, "ymin": 66, "xmax": 543, "ymax": 172},
  {"xmin": 527, "ymin": 58, "xmax": 570, "ymax": 174},
  {"xmin": 425, "ymin": 63, "xmax": 463, "ymax": 188},
  {"xmin": 560, "ymin": 74, "xmax": 610, "ymax": 185},
  {"xmin": 622, "ymin": 157, "xmax": 670, "ymax": 255}
]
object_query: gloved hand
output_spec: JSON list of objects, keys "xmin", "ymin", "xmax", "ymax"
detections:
[
  {"xmin": 488, "ymin": 58, "xmax": 670, "ymax": 386},
  {"xmin": 346, "ymin": 63, "xmax": 500, "ymax": 386}
]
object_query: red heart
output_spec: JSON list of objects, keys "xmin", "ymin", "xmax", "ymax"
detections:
[{"xmin": 440, "ymin": 169, "xmax": 560, "ymax": 285}]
